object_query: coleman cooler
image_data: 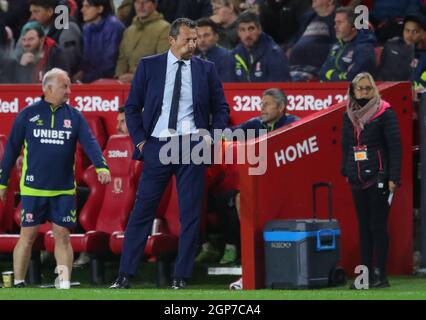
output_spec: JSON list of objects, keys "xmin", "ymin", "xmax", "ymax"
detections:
[{"xmin": 263, "ymin": 182, "xmax": 342, "ymax": 289}]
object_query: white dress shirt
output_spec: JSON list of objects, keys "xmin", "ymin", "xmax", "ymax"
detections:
[{"xmin": 151, "ymin": 50, "xmax": 198, "ymax": 138}]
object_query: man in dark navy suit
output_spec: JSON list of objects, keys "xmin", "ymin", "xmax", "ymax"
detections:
[{"xmin": 110, "ymin": 17, "xmax": 229, "ymax": 289}]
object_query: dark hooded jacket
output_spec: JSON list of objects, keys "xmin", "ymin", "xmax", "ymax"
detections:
[
  {"xmin": 229, "ymin": 32, "xmax": 290, "ymax": 82},
  {"xmin": 319, "ymin": 30, "xmax": 377, "ymax": 82}
]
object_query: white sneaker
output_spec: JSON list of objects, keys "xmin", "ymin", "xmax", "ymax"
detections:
[
  {"xmin": 229, "ymin": 277, "xmax": 243, "ymax": 290},
  {"xmin": 57, "ymin": 280, "xmax": 70, "ymax": 289}
]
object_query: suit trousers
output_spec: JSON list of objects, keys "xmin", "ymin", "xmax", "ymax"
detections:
[{"xmin": 119, "ymin": 135, "xmax": 206, "ymax": 278}]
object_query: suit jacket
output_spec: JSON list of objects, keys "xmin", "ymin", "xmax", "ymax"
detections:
[{"xmin": 125, "ymin": 51, "xmax": 230, "ymax": 160}]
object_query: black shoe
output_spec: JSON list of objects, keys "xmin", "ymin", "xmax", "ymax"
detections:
[
  {"xmin": 371, "ymin": 278, "xmax": 390, "ymax": 288},
  {"xmin": 371, "ymin": 269, "xmax": 390, "ymax": 288},
  {"xmin": 171, "ymin": 278, "xmax": 186, "ymax": 290},
  {"xmin": 109, "ymin": 275, "xmax": 131, "ymax": 289},
  {"xmin": 14, "ymin": 282, "xmax": 26, "ymax": 288}
]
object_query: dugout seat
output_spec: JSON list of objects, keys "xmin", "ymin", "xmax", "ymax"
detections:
[
  {"xmin": 0, "ymin": 202, "xmax": 51, "ymax": 284},
  {"xmin": 75, "ymin": 115, "xmax": 108, "ymax": 186},
  {"xmin": 204, "ymin": 141, "xmax": 241, "ymax": 234},
  {"xmin": 0, "ymin": 135, "xmax": 19, "ymax": 233}
]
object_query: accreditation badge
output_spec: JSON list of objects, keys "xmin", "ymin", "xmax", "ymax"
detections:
[{"xmin": 353, "ymin": 145, "xmax": 368, "ymax": 161}]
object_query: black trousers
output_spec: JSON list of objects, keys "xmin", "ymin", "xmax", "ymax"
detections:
[
  {"xmin": 351, "ymin": 184, "xmax": 391, "ymax": 274},
  {"xmin": 215, "ymin": 190, "xmax": 240, "ymax": 249}
]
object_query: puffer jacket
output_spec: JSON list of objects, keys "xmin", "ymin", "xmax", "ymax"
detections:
[
  {"xmin": 341, "ymin": 100, "xmax": 402, "ymax": 188},
  {"xmin": 115, "ymin": 11, "xmax": 170, "ymax": 76}
]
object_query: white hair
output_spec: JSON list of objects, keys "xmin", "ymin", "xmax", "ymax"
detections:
[{"xmin": 42, "ymin": 68, "xmax": 69, "ymax": 92}]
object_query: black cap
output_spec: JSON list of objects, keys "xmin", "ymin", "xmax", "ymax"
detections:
[{"xmin": 404, "ymin": 12, "xmax": 426, "ymax": 30}]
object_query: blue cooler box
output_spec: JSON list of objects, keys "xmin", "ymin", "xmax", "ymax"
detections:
[{"xmin": 263, "ymin": 183, "xmax": 342, "ymax": 289}]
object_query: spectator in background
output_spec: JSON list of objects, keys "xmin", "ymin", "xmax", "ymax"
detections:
[
  {"xmin": 116, "ymin": 106, "xmax": 129, "ymax": 135},
  {"xmin": 196, "ymin": 18, "xmax": 232, "ymax": 82},
  {"xmin": 259, "ymin": 0, "xmax": 311, "ymax": 47},
  {"xmin": 118, "ymin": 0, "xmax": 212, "ymax": 27},
  {"xmin": 319, "ymin": 7, "xmax": 376, "ymax": 82},
  {"xmin": 396, "ymin": 12, "xmax": 426, "ymax": 95},
  {"xmin": 73, "ymin": 0, "xmax": 125, "ymax": 83},
  {"xmin": 157, "ymin": 0, "xmax": 212, "ymax": 23},
  {"xmin": 114, "ymin": 0, "xmax": 170, "ymax": 83},
  {"xmin": 287, "ymin": 0, "xmax": 337, "ymax": 81},
  {"xmin": 229, "ymin": 10, "xmax": 290, "ymax": 82},
  {"xmin": 370, "ymin": 0, "xmax": 420, "ymax": 44},
  {"xmin": 0, "ymin": 0, "xmax": 15, "ymax": 83},
  {"xmin": 210, "ymin": 0, "xmax": 241, "ymax": 50},
  {"xmin": 27, "ymin": 0, "xmax": 82, "ymax": 77},
  {"xmin": 116, "ymin": 0, "xmax": 133, "ymax": 26},
  {"xmin": 0, "ymin": 1, "xmax": 15, "ymax": 56},
  {"xmin": 13, "ymin": 21, "xmax": 66, "ymax": 83},
  {"xmin": 378, "ymin": 13, "xmax": 426, "ymax": 82},
  {"xmin": 2, "ymin": 0, "xmax": 30, "ymax": 41}
]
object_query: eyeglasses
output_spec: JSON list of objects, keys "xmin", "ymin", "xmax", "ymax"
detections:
[{"xmin": 355, "ymin": 86, "xmax": 373, "ymax": 93}]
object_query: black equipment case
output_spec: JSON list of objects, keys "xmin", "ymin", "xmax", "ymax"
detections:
[{"xmin": 263, "ymin": 183, "xmax": 343, "ymax": 289}]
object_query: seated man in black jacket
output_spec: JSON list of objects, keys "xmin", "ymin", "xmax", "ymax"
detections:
[{"xmin": 378, "ymin": 12, "xmax": 426, "ymax": 82}]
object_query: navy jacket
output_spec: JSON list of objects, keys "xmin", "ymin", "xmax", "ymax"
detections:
[
  {"xmin": 0, "ymin": 99, "xmax": 108, "ymax": 196},
  {"xmin": 229, "ymin": 33, "xmax": 291, "ymax": 82},
  {"xmin": 413, "ymin": 51, "xmax": 426, "ymax": 89},
  {"xmin": 228, "ymin": 113, "xmax": 300, "ymax": 140},
  {"xmin": 197, "ymin": 45, "xmax": 232, "ymax": 82},
  {"xmin": 378, "ymin": 37, "xmax": 419, "ymax": 81},
  {"xmin": 125, "ymin": 52, "xmax": 230, "ymax": 160},
  {"xmin": 81, "ymin": 15, "xmax": 125, "ymax": 83},
  {"xmin": 319, "ymin": 30, "xmax": 377, "ymax": 82}
]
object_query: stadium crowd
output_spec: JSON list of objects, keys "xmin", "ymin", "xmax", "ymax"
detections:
[{"xmin": 1, "ymin": 0, "xmax": 426, "ymax": 89}]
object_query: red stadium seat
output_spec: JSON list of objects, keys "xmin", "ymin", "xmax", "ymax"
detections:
[
  {"xmin": 0, "ymin": 135, "xmax": 19, "ymax": 233},
  {"xmin": 75, "ymin": 115, "xmax": 108, "ymax": 186},
  {"xmin": 0, "ymin": 203, "xmax": 46, "ymax": 252},
  {"xmin": 0, "ymin": 202, "xmax": 50, "ymax": 284}
]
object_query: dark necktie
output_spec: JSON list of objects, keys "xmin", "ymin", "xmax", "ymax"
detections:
[{"xmin": 168, "ymin": 60, "xmax": 184, "ymax": 131}]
